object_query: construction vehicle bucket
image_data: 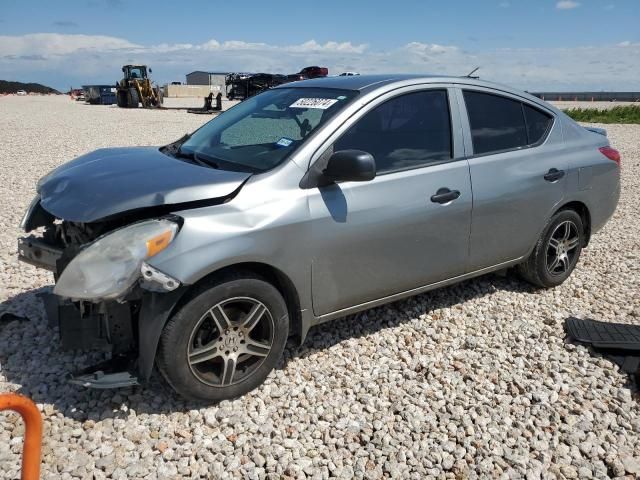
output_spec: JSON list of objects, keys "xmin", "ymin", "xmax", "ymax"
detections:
[{"xmin": 0, "ymin": 393, "xmax": 43, "ymax": 480}]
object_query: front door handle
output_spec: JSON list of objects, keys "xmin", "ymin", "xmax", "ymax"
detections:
[
  {"xmin": 544, "ymin": 168, "xmax": 565, "ymax": 182},
  {"xmin": 430, "ymin": 187, "xmax": 461, "ymax": 204}
]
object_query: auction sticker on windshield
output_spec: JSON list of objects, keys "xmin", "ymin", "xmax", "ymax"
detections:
[
  {"xmin": 290, "ymin": 98, "xmax": 338, "ymax": 109},
  {"xmin": 275, "ymin": 137, "xmax": 294, "ymax": 147}
]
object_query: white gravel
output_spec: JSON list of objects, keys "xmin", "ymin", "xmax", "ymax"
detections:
[{"xmin": 1, "ymin": 96, "xmax": 639, "ymax": 479}]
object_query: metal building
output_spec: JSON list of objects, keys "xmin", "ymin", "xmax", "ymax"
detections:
[
  {"xmin": 531, "ymin": 91, "xmax": 640, "ymax": 102},
  {"xmin": 185, "ymin": 71, "xmax": 228, "ymax": 93}
]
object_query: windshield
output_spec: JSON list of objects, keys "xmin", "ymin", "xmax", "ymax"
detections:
[
  {"xmin": 127, "ymin": 67, "xmax": 146, "ymax": 79},
  {"xmin": 178, "ymin": 87, "xmax": 359, "ymax": 172}
]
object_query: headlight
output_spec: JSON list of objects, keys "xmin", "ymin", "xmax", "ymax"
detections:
[{"xmin": 54, "ymin": 219, "xmax": 178, "ymax": 300}]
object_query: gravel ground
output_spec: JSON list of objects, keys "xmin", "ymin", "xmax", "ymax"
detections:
[{"xmin": 1, "ymin": 96, "xmax": 639, "ymax": 479}]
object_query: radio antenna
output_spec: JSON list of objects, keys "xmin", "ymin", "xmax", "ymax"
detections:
[{"xmin": 465, "ymin": 67, "xmax": 480, "ymax": 78}]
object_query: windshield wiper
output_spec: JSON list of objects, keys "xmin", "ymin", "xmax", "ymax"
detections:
[{"xmin": 175, "ymin": 148, "xmax": 220, "ymax": 169}]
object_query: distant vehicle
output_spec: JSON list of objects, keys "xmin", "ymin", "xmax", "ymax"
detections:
[
  {"xmin": 116, "ymin": 64, "xmax": 163, "ymax": 108},
  {"xmin": 339, "ymin": 72, "xmax": 360, "ymax": 76},
  {"xmin": 83, "ymin": 85, "xmax": 117, "ymax": 105},
  {"xmin": 16, "ymin": 90, "xmax": 27, "ymax": 96},
  {"xmin": 287, "ymin": 66, "xmax": 329, "ymax": 82},
  {"xmin": 18, "ymin": 74, "xmax": 620, "ymax": 402},
  {"xmin": 171, "ymin": 81, "xmax": 182, "ymax": 85},
  {"xmin": 68, "ymin": 88, "xmax": 85, "ymax": 101},
  {"xmin": 225, "ymin": 73, "xmax": 287, "ymax": 101}
]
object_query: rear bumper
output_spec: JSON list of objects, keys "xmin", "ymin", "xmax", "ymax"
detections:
[{"xmin": 590, "ymin": 178, "xmax": 621, "ymax": 235}]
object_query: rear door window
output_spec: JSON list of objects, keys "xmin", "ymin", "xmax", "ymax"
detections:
[
  {"xmin": 334, "ymin": 90, "xmax": 452, "ymax": 173},
  {"xmin": 463, "ymin": 90, "xmax": 527, "ymax": 155}
]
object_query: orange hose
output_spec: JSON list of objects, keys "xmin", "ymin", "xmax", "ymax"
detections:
[{"xmin": 0, "ymin": 393, "xmax": 43, "ymax": 480}]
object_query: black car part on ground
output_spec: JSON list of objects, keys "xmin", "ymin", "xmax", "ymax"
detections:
[
  {"xmin": 225, "ymin": 73, "xmax": 288, "ymax": 101},
  {"xmin": 565, "ymin": 317, "xmax": 640, "ymax": 383}
]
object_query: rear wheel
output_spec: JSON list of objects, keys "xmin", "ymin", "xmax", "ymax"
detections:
[
  {"xmin": 518, "ymin": 210, "xmax": 584, "ymax": 288},
  {"xmin": 158, "ymin": 273, "xmax": 289, "ymax": 402}
]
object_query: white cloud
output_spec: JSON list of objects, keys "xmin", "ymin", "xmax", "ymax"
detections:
[
  {"xmin": 0, "ymin": 33, "xmax": 141, "ymax": 57},
  {"xmin": 556, "ymin": 1, "xmax": 580, "ymax": 10},
  {"xmin": 404, "ymin": 42, "xmax": 458, "ymax": 55},
  {"xmin": 1, "ymin": 33, "xmax": 638, "ymax": 91}
]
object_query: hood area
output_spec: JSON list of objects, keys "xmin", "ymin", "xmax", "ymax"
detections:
[{"xmin": 37, "ymin": 147, "xmax": 251, "ymax": 223}]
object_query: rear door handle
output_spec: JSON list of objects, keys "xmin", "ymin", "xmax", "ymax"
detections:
[
  {"xmin": 544, "ymin": 168, "xmax": 565, "ymax": 182},
  {"xmin": 430, "ymin": 187, "xmax": 461, "ymax": 204}
]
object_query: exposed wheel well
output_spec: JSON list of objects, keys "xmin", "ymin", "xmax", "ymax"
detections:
[
  {"xmin": 556, "ymin": 201, "xmax": 591, "ymax": 245},
  {"xmin": 180, "ymin": 263, "xmax": 303, "ymax": 341}
]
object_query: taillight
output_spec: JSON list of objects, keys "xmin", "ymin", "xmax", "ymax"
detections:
[{"xmin": 599, "ymin": 146, "xmax": 621, "ymax": 167}]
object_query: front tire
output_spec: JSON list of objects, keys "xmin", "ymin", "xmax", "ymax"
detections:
[
  {"xmin": 518, "ymin": 210, "xmax": 585, "ymax": 288},
  {"xmin": 157, "ymin": 273, "xmax": 289, "ymax": 402},
  {"xmin": 127, "ymin": 87, "xmax": 139, "ymax": 108},
  {"xmin": 116, "ymin": 90, "xmax": 128, "ymax": 108}
]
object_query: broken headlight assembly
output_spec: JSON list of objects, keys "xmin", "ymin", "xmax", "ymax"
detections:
[{"xmin": 54, "ymin": 219, "xmax": 179, "ymax": 300}]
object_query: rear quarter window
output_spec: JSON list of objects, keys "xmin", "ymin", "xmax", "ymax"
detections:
[{"xmin": 523, "ymin": 104, "xmax": 553, "ymax": 145}]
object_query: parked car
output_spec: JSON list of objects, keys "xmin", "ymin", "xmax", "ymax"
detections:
[
  {"xmin": 287, "ymin": 66, "xmax": 329, "ymax": 82},
  {"xmin": 339, "ymin": 72, "xmax": 360, "ymax": 76},
  {"xmin": 18, "ymin": 74, "xmax": 620, "ymax": 402},
  {"xmin": 16, "ymin": 90, "xmax": 27, "ymax": 96},
  {"xmin": 225, "ymin": 72, "xmax": 287, "ymax": 101}
]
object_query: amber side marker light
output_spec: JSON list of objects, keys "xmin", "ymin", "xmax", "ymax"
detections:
[
  {"xmin": 146, "ymin": 229, "xmax": 174, "ymax": 257},
  {"xmin": 0, "ymin": 393, "xmax": 43, "ymax": 480}
]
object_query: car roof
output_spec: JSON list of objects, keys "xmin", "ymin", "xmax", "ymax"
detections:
[{"xmin": 276, "ymin": 74, "xmax": 556, "ymax": 112}]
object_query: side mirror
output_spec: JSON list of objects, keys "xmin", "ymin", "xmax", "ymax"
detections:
[
  {"xmin": 122, "ymin": 67, "xmax": 125, "ymax": 72},
  {"xmin": 323, "ymin": 150, "xmax": 376, "ymax": 183},
  {"xmin": 299, "ymin": 149, "xmax": 376, "ymax": 189},
  {"xmin": 149, "ymin": 68, "xmax": 152, "ymax": 73}
]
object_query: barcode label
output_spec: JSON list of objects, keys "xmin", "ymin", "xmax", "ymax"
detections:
[{"xmin": 289, "ymin": 98, "xmax": 338, "ymax": 109}]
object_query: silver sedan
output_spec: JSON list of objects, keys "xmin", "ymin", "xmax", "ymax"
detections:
[{"xmin": 19, "ymin": 74, "xmax": 620, "ymax": 401}]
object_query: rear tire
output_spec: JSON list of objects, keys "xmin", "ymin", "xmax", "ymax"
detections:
[
  {"xmin": 157, "ymin": 273, "xmax": 289, "ymax": 402},
  {"xmin": 127, "ymin": 87, "xmax": 139, "ymax": 108},
  {"xmin": 518, "ymin": 210, "xmax": 584, "ymax": 288}
]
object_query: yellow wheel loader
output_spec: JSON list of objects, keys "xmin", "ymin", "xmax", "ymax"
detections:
[{"xmin": 116, "ymin": 65, "xmax": 163, "ymax": 108}]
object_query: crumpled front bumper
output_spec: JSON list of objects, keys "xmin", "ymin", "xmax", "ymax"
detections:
[
  {"xmin": 19, "ymin": 236, "xmax": 187, "ymax": 389},
  {"xmin": 40, "ymin": 291, "xmax": 140, "ymax": 388},
  {"xmin": 18, "ymin": 236, "xmax": 61, "ymax": 272}
]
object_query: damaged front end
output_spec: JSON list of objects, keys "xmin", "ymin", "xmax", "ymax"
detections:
[{"xmin": 18, "ymin": 197, "xmax": 186, "ymax": 388}]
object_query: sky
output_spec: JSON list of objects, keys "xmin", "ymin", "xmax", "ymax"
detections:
[{"xmin": 1, "ymin": 0, "xmax": 639, "ymax": 91}]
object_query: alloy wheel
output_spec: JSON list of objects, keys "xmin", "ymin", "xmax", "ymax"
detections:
[
  {"xmin": 546, "ymin": 220, "xmax": 580, "ymax": 276},
  {"xmin": 187, "ymin": 297, "xmax": 274, "ymax": 387}
]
